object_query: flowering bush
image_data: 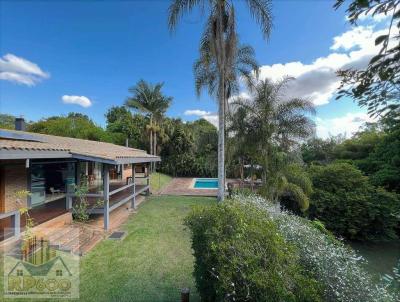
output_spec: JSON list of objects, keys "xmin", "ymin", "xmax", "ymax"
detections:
[{"xmin": 231, "ymin": 193, "xmax": 398, "ymax": 302}]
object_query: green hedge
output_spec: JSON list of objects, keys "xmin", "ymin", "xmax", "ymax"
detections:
[
  {"xmin": 185, "ymin": 201, "xmax": 323, "ymax": 301},
  {"xmin": 308, "ymin": 163, "xmax": 400, "ymax": 241}
]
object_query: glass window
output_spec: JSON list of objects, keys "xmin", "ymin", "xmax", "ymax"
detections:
[
  {"xmin": 77, "ymin": 161, "xmax": 103, "ymax": 193},
  {"xmin": 110, "ymin": 165, "xmax": 123, "ymax": 181},
  {"xmin": 30, "ymin": 162, "xmax": 76, "ymax": 207}
]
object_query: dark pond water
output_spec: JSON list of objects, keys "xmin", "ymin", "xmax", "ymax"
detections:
[{"xmin": 349, "ymin": 240, "xmax": 400, "ymax": 292}]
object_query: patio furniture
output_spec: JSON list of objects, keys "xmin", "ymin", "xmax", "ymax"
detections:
[{"xmin": 49, "ymin": 187, "xmax": 61, "ymax": 194}]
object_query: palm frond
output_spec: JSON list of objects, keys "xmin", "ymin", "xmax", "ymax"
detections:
[
  {"xmin": 125, "ymin": 80, "xmax": 172, "ymax": 120},
  {"xmin": 245, "ymin": 0, "xmax": 273, "ymax": 39},
  {"xmin": 168, "ymin": 0, "xmax": 204, "ymax": 31},
  {"xmin": 284, "ymin": 182, "xmax": 310, "ymax": 211}
]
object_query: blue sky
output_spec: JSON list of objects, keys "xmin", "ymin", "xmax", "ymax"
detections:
[{"xmin": 0, "ymin": 1, "xmax": 388, "ymax": 137}]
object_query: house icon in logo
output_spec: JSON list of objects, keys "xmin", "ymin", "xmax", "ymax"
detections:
[{"xmin": 8, "ymin": 256, "xmax": 72, "ymax": 278}]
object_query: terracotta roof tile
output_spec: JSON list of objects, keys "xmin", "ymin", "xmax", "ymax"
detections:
[{"xmin": 0, "ymin": 129, "xmax": 159, "ymax": 162}]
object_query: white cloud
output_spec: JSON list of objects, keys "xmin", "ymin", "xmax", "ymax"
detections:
[
  {"xmin": 258, "ymin": 21, "xmax": 389, "ymax": 106},
  {"xmin": 203, "ymin": 115, "xmax": 218, "ymax": 127},
  {"xmin": 184, "ymin": 109, "xmax": 218, "ymax": 128},
  {"xmin": 62, "ymin": 95, "xmax": 92, "ymax": 108},
  {"xmin": 184, "ymin": 109, "xmax": 212, "ymax": 116},
  {"xmin": 357, "ymin": 11, "xmax": 391, "ymax": 23},
  {"xmin": 0, "ymin": 53, "xmax": 49, "ymax": 86},
  {"xmin": 228, "ymin": 91, "xmax": 250, "ymax": 104},
  {"xmin": 315, "ymin": 112, "xmax": 376, "ymax": 138},
  {"xmin": 331, "ymin": 26, "xmax": 375, "ymax": 51}
]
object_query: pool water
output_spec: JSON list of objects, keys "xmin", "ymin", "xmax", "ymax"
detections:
[{"xmin": 194, "ymin": 178, "xmax": 218, "ymax": 189}]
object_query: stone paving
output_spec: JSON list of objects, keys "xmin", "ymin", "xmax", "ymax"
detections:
[{"xmin": 159, "ymin": 177, "xmax": 218, "ymax": 197}]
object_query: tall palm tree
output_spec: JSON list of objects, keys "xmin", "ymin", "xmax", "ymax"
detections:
[
  {"xmin": 227, "ymin": 105, "xmax": 254, "ymax": 182},
  {"xmin": 195, "ymin": 41, "xmax": 258, "ymax": 186},
  {"xmin": 125, "ymin": 80, "xmax": 172, "ymax": 170},
  {"xmin": 169, "ymin": 0, "xmax": 272, "ymax": 201},
  {"xmin": 233, "ymin": 77, "xmax": 315, "ymax": 209}
]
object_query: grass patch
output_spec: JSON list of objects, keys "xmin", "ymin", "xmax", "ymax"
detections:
[
  {"xmin": 150, "ymin": 172, "xmax": 172, "ymax": 193},
  {"xmin": 0, "ymin": 195, "xmax": 213, "ymax": 301},
  {"xmin": 79, "ymin": 195, "xmax": 215, "ymax": 301}
]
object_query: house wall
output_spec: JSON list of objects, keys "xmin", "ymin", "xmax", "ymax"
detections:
[
  {"xmin": 121, "ymin": 164, "xmax": 147, "ymax": 182},
  {"xmin": 0, "ymin": 162, "xmax": 28, "ymax": 213},
  {"xmin": 122, "ymin": 164, "xmax": 132, "ymax": 181}
]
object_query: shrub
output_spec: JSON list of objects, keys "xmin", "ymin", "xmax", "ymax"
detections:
[
  {"xmin": 232, "ymin": 193, "xmax": 397, "ymax": 302},
  {"xmin": 185, "ymin": 201, "xmax": 323, "ymax": 302},
  {"xmin": 308, "ymin": 163, "xmax": 399, "ymax": 241}
]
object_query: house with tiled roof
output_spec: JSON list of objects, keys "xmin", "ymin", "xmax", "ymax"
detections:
[{"xmin": 0, "ymin": 119, "xmax": 160, "ymax": 242}]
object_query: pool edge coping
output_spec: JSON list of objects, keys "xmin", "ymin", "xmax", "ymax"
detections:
[{"xmin": 190, "ymin": 178, "xmax": 227, "ymax": 190}]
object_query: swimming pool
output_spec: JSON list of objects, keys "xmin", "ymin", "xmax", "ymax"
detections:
[{"xmin": 193, "ymin": 178, "xmax": 218, "ymax": 189}]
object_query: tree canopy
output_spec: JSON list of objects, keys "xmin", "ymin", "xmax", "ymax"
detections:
[{"xmin": 335, "ymin": 0, "xmax": 400, "ymax": 117}]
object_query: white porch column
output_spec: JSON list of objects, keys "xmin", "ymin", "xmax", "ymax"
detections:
[
  {"xmin": 102, "ymin": 164, "xmax": 110, "ymax": 230},
  {"xmin": 66, "ymin": 195, "xmax": 73, "ymax": 210},
  {"xmin": 146, "ymin": 163, "xmax": 150, "ymax": 196},
  {"xmin": 14, "ymin": 211, "xmax": 20, "ymax": 238}
]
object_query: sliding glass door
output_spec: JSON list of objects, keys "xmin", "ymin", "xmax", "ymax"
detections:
[{"xmin": 30, "ymin": 162, "xmax": 75, "ymax": 207}]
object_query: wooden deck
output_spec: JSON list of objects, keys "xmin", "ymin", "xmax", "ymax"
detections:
[
  {"xmin": 87, "ymin": 194, "xmax": 146, "ymax": 231},
  {"xmin": 25, "ymin": 198, "xmax": 68, "ymax": 229}
]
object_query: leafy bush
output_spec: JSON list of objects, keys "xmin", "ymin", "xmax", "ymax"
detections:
[
  {"xmin": 308, "ymin": 163, "xmax": 399, "ymax": 241},
  {"xmin": 232, "ymin": 194, "xmax": 397, "ymax": 302},
  {"xmin": 160, "ymin": 153, "xmax": 217, "ymax": 177},
  {"xmin": 185, "ymin": 201, "xmax": 323, "ymax": 301}
]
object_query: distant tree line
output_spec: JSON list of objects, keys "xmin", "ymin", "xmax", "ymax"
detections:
[{"xmin": 0, "ymin": 106, "xmax": 218, "ymax": 178}]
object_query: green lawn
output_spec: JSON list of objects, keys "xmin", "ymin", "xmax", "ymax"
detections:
[
  {"xmin": 78, "ymin": 195, "xmax": 215, "ymax": 301},
  {"xmin": 0, "ymin": 194, "xmax": 213, "ymax": 301},
  {"xmin": 150, "ymin": 172, "xmax": 172, "ymax": 193}
]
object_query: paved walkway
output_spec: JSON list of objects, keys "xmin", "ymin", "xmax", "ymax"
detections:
[{"xmin": 159, "ymin": 177, "xmax": 217, "ymax": 197}]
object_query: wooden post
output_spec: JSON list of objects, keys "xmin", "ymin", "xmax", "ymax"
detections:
[
  {"xmin": 181, "ymin": 288, "xmax": 190, "ymax": 302},
  {"xmin": 102, "ymin": 164, "xmax": 110, "ymax": 230},
  {"xmin": 131, "ymin": 164, "xmax": 136, "ymax": 209},
  {"xmin": 76, "ymin": 161, "xmax": 81, "ymax": 185},
  {"xmin": 146, "ymin": 163, "xmax": 150, "ymax": 196},
  {"xmin": 66, "ymin": 195, "xmax": 73, "ymax": 210},
  {"xmin": 14, "ymin": 211, "xmax": 20, "ymax": 238}
]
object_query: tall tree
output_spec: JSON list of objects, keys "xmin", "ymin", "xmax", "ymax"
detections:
[
  {"xmin": 105, "ymin": 106, "xmax": 147, "ymax": 149},
  {"xmin": 28, "ymin": 113, "xmax": 112, "ymax": 142},
  {"xmin": 227, "ymin": 106, "xmax": 255, "ymax": 181},
  {"xmin": 0, "ymin": 114, "xmax": 18, "ymax": 129},
  {"xmin": 335, "ymin": 0, "xmax": 400, "ymax": 117},
  {"xmin": 234, "ymin": 78, "xmax": 315, "ymax": 208},
  {"xmin": 125, "ymin": 80, "xmax": 172, "ymax": 170},
  {"xmin": 168, "ymin": 0, "xmax": 272, "ymax": 201}
]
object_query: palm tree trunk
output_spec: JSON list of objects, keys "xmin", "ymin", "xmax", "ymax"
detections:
[
  {"xmin": 153, "ymin": 130, "xmax": 157, "ymax": 172},
  {"xmin": 217, "ymin": 1, "xmax": 226, "ymax": 202},
  {"xmin": 240, "ymin": 157, "xmax": 244, "ymax": 182},
  {"xmin": 149, "ymin": 116, "xmax": 153, "ymax": 173},
  {"xmin": 250, "ymin": 163, "xmax": 254, "ymax": 192},
  {"xmin": 218, "ymin": 81, "xmax": 225, "ymax": 201},
  {"xmin": 150, "ymin": 130, "xmax": 153, "ymax": 172}
]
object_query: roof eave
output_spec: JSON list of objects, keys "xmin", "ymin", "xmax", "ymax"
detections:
[
  {"xmin": 0, "ymin": 149, "xmax": 72, "ymax": 160},
  {"xmin": 0, "ymin": 149, "xmax": 160, "ymax": 164},
  {"xmin": 115, "ymin": 156, "xmax": 161, "ymax": 164},
  {"xmin": 70, "ymin": 153, "xmax": 161, "ymax": 165}
]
